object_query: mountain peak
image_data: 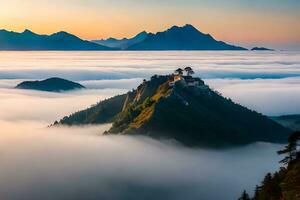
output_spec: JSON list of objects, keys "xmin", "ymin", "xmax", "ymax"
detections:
[
  {"xmin": 128, "ymin": 24, "xmax": 247, "ymax": 50},
  {"xmin": 50, "ymin": 31, "xmax": 81, "ymax": 40},
  {"xmin": 0, "ymin": 29, "xmax": 8, "ymax": 33},
  {"xmin": 167, "ymin": 24, "xmax": 198, "ymax": 32},
  {"xmin": 135, "ymin": 31, "xmax": 148, "ymax": 37},
  {"xmin": 57, "ymin": 71, "xmax": 290, "ymax": 147},
  {"xmin": 0, "ymin": 28, "xmax": 113, "ymax": 50},
  {"xmin": 51, "ymin": 31, "xmax": 72, "ymax": 36},
  {"xmin": 92, "ymin": 31, "xmax": 148, "ymax": 49},
  {"xmin": 183, "ymin": 24, "xmax": 195, "ymax": 28},
  {"xmin": 22, "ymin": 29, "xmax": 36, "ymax": 35}
]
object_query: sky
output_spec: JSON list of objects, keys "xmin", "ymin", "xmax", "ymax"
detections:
[{"xmin": 0, "ymin": 0, "xmax": 300, "ymax": 49}]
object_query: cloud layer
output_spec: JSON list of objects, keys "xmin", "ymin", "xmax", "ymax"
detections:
[
  {"xmin": 0, "ymin": 121, "xmax": 282, "ymax": 200},
  {"xmin": 0, "ymin": 51, "xmax": 299, "ymax": 80},
  {"xmin": 0, "ymin": 51, "xmax": 298, "ymax": 199}
]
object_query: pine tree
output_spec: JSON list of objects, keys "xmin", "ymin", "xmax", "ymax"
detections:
[
  {"xmin": 238, "ymin": 190, "xmax": 250, "ymax": 200},
  {"xmin": 277, "ymin": 131, "xmax": 300, "ymax": 165},
  {"xmin": 253, "ymin": 185, "xmax": 260, "ymax": 200}
]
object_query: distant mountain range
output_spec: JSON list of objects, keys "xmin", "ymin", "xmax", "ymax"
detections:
[
  {"xmin": 92, "ymin": 31, "xmax": 148, "ymax": 49},
  {"xmin": 94, "ymin": 24, "xmax": 247, "ymax": 50},
  {"xmin": 0, "ymin": 24, "xmax": 248, "ymax": 51},
  {"xmin": 16, "ymin": 77, "xmax": 85, "ymax": 92},
  {"xmin": 56, "ymin": 72, "xmax": 290, "ymax": 147},
  {"xmin": 127, "ymin": 24, "xmax": 247, "ymax": 50},
  {"xmin": 0, "ymin": 29, "xmax": 113, "ymax": 50},
  {"xmin": 271, "ymin": 114, "xmax": 300, "ymax": 131}
]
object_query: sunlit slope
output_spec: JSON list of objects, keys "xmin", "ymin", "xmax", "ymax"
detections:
[{"xmin": 58, "ymin": 75, "xmax": 290, "ymax": 146}]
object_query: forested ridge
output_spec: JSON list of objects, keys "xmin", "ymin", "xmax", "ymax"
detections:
[{"xmin": 238, "ymin": 131, "xmax": 300, "ymax": 200}]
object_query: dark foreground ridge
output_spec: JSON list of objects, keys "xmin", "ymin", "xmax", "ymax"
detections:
[
  {"xmin": 57, "ymin": 69, "xmax": 290, "ymax": 147},
  {"xmin": 16, "ymin": 77, "xmax": 85, "ymax": 92},
  {"xmin": 239, "ymin": 131, "xmax": 300, "ymax": 200}
]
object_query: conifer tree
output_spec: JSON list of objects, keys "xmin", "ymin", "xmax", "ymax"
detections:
[
  {"xmin": 238, "ymin": 190, "xmax": 250, "ymax": 200},
  {"xmin": 277, "ymin": 131, "xmax": 300, "ymax": 165}
]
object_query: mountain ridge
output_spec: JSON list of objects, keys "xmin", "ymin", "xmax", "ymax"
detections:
[
  {"xmin": 92, "ymin": 31, "xmax": 148, "ymax": 49},
  {"xmin": 56, "ymin": 70, "xmax": 290, "ymax": 147},
  {"xmin": 0, "ymin": 24, "xmax": 248, "ymax": 51},
  {"xmin": 271, "ymin": 114, "xmax": 300, "ymax": 131},
  {"xmin": 0, "ymin": 29, "xmax": 114, "ymax": 50},
  {"xmin": 127, "ymin": 24, "xmax": 247, "ymax": 51}
]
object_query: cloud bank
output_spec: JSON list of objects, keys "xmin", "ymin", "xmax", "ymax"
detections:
[
  {"xmin": 0, "ymin": 121, "xmax": 282, "ymax": 200},
  {"xmin": 0, "ymin": 51, "xmax": 298, "ymax": 199}
]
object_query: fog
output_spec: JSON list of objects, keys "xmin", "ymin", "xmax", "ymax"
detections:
[
  {"xmin": 0, "ymin": 51, "xmax": 298, "ymax": 199},
  {"xmin": 206, "ymin": 77, "xmax": 300, "ymax": 115},
  {"xmin": 0, "ymin": 51, "xmax": 299, "ymax": 116},
  {"xmin": 0, "ymin": 88, "xmax": 127, "ymax": 122},
  {"xmin": 0, "ymin": 51, "xmax": 299, "ymax": 81},
  {"xmin": 0, "ymin": 121, "xmax": 282, "ymax": 200}
]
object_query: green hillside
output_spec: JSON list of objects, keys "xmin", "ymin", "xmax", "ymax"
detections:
[
  {"xmin": 57, "ymin": 71, "xmax": 290, "ymax": 147},
  {"xmin": 56, "ymin": 94, "xmax": 126, "ymax": 125}
]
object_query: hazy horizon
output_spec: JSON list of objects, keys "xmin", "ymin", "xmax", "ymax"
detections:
[
  {"xmin": 1, "ymin": 51, "xmax": 299, "ymax": 115},
  {"xmin": 1, "ymin": 0, "xmax": 299, "ymax": 50}
]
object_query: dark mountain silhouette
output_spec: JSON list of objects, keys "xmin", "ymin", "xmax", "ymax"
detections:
[
  {"xmin": 16, "ymin": 77, "xmax": 85, "ymax": 92},
  {"xmin": 0, "ymin": 25, "xmax": 248, "ymax": 51},
  {"xmin": 92, "ymin": 31, "xmax": 148, "ymax": 49},
  {"xmin": 251, "ymin": 47, "xmax": 274, "ymax": 51},
  {"xmin": 57, "ymin": 72, "xmax": 289, "ymax": 147},
  {"xmin": 0, "ymin": 29, "xmax": 113, "ymax": 50},
  {"xmin": 271, "ymin": 114, "xmax": 300, "ymax": 131},
  {"xmin": 127, "ymin": 24, "xmax": 247, "ymax": 51}
]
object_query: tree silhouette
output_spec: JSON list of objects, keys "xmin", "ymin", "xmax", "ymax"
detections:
[
  {"xmin": 253, "ymin": 185, "xmax": 260, "ymax": 200},
  {"xmin": 175, "ymin": 68, "xmax": 183, "ymax": 75},
  {"xmin": 184, "ymin": 66, "xmax": 194, "ymax": 76},
  {"xmin": 247, "ymin": 132, "xmax": 300, "ymax": 200},
  {"xmin": 277, "ymin": 131, "xmax": 300, "ymax": 165},
  {"xmin": 238, "ymin": 190, "xmax": 250, "ymax": 200}
]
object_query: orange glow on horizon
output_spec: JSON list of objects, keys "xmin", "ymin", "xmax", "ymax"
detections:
[{"xmin": 0, "ymin": 0, "xmax": 299, "ymax": 47}]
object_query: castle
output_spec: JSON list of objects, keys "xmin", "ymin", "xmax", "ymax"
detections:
[{"xmin": 169, "ymin": 67, "xmax": 203, "ymax": 87}]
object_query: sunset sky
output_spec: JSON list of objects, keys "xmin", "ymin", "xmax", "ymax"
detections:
[{"xmin": 1, "ymin": 0, "xmax": 299, "ymax": 49}]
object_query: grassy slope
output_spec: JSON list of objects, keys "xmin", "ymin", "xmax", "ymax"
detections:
[
  {"xmin": 57, "ymin": 74, "xmax": 290, "ymax": 147},
  {"xmin": 58, "ymin": 94, "xmax": 126, "ymax": 125},
  {"xmin": 108, "ymin": 76, "xmax": 290, "ymax": 146}
]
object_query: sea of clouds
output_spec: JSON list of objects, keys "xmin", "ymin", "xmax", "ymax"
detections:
[
  {"xmin": 0, "ymin": 51, "xmax": 299, "ymax": 199},
  {"xmin": 0, "ymin": 119, "xmax": 282, "ymax": 200},
  {"xmin": 0, "ymin": 51, "xmax": 300, "ymax": 115}
]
